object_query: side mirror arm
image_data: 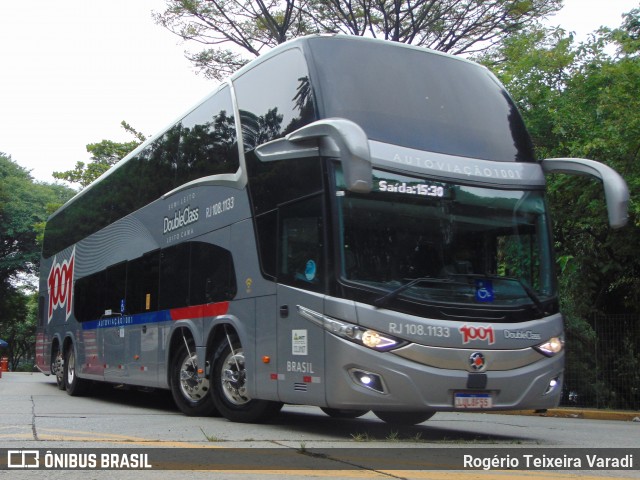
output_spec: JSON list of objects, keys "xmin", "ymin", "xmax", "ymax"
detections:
[
  {"xmin": 542, "ymin": 158, "xmax": 629, "ymax": 229},
  {"xmin": 255, "ymin": 118, "xmax": 372, "ymax": 193}
]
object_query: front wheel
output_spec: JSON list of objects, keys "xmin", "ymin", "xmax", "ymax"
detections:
[
  {"xmin": 210, "ymin": 334, "xmax": 282, "ymax": 423},
  {"xmin": 170, "ymin": 341, "xmax": 218, "ymax": 416},
  {"xmin": 373, "ymin": 410, "xmax": 435, "ymax": 425}
]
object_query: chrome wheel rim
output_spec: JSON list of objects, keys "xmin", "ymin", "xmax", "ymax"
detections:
[
  {"xmin": 53, "ymin": 352, "xmax": 64, "ymax": 384},
  {"xmin": 179, "ymin": 353, "xmax": 209, "ymax": 402},
  {"xmin": 220, "ymin": 349, "xmax": 249, "ymax": 406}
]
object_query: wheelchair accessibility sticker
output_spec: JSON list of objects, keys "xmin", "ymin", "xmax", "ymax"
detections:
[{"xmin": 475, "ymin": 280, "xmax": 494, "ymax": 303}]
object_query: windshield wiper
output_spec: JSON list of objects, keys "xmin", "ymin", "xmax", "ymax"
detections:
[
  {"xmin": 374, "ymin": 277, "xmax": 457, "ymax": 308},
  {"xmin": 506, "ymin": 277, "xmax": 546, "ymax": 315}
]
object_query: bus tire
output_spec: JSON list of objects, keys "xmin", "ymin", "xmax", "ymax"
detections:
[
  {"xmin": 170, "ymin": 341, "xmax": 218, "ymax": 417},
  {"xmin": 320, "ymin": 407, "xmax": 369, "ymax": 419},
  {"xmin": 64, "ymin": 345, "xmax": 88, "ymax": 396},
  {"xmin": 52, "ymin": 346, "xmax": 65, "ymax": 390},
  {"xmin": 210, "ymin": 335, "xmax": 282, "ymax": 423},
  {"xmin": 373, "ymin": 410, "xmax": 435, "ymax": 425}
]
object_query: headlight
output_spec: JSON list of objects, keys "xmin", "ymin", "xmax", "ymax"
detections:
[
  {"xmin": 297, "ymin": 305, "xmax": 404, "ymax": 351},
  {"xmin": 535, "ymin": 336, "xmax": 564, "ymax": 357}
]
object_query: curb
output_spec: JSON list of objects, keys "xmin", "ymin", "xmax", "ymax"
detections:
[{"xmin": 492, "ymin": 408, "xmax": 640, "ymax": 422}]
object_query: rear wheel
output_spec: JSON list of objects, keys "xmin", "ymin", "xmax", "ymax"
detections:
[
  {"xmin": 64, "ymin": 346, "xmax": 88, "ymax": 396},
  {"xmin": 321, "ymin": 408, "xmax": 369, "ymax": 419},
  {"xmin": 170, "ymin": 341, "xmax": 218, "ymax": 416},
  {"xmin": 210, "ymin": 334, "xmax": 282, "ymax": 423},
  {"xmin": 373, "ymin": 410, "xmax": 435, "ymax": 425},
  {"xmin": 52, "ymin": 346, "xmax": 65, "ymax": 390}
]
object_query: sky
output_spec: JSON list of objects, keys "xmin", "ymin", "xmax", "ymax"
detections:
[{"xmin": 1, "ymin": 0, "xmax": 638, "ymax": 184}]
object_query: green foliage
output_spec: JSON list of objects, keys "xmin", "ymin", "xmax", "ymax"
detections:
[
  {"xmin": 0, "ymin": 154, "xmax": 74, "ymax": 372},
  {"xmin": 0, "ymin": 288, "xmax": 36, "ymax": 371},
  {"xmin": 0, "ymin": 154, "xmax": 74, "ymax": 286},
  {"xmin": 52, "ymin": 121, "xmax": 146, "ymax": 188}
]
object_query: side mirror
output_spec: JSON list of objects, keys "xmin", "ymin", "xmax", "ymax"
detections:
[
  {"xmin": 255, "ymin": 118, "xmax": 372, "ymax": 193},
  {"xmin": 542, "ymin": 158, "xmax": 629, "ymax": 229}
]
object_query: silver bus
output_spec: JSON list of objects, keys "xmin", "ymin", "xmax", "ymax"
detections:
[{"xmin": 36, "ymin": 35, "xmax": 629, "ymax": 425}]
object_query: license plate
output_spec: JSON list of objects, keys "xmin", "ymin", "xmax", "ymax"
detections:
[{"xmin": 454, "ymin": 392, "xmax": 492, "ymax": 409}]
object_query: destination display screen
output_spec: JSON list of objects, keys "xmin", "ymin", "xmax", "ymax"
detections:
[{"xmin": 373, "ymin": 173, "xmax": 448, "ymax": 199}]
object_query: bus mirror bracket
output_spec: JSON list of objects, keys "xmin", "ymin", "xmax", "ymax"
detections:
[
  {"xmin": 254, "ymin": 139, "xmax": 320, "ymax": 162},
  {"xmin": 541, "ymin": 157, "xmax": 629, "ymax": 229},
  {"xmin": 255, "ymin": 118, "xmax": 373, "ymax": 193}
]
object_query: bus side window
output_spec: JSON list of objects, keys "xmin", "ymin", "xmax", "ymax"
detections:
[
  {"xmin": 178, "ymin": 85, "xmax": 239, "ymax": 182},
  {"xmin": 190, "ymin": 242, "xmax": 237, "ymax": 304},
  {"xmin": 126, "ymin": 251, "xmax": 160, "ymax": 314},
  {"xmin": 234, "ymin": 47, "xmax": 316, "ymax": 153},
  {"xmin": 74, "ymin": 271, "xmax": 106, "ymax": 322},
  {"xmin": 278, "ymin": 195, "xmax": 324, "ymax": 293},
  {"xmin": 104, "ymin": 262, "xmax": 127, "ymax": 315},
  {"xmin": 159, "ymin": 243, "xmax": 191, "ymax": 310}
]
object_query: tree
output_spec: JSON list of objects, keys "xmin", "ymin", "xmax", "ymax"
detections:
[
  {"xmin": 0, "ymin": 155, "xmax": 75, "ymax": 371},
  {"xmin": 0, "ymin": 154, "xmax": 74, "ymax": 288},
  {"xmin": 153, "ymin": 0, "xmax": 562, "ymax": 80},
  {"xmin": 53, "ymin": 121, "xmax": 146, "ymax": 188},
  {"xmin": 0, "ymin": 289, "xmax": 36, "ymax": 371}
]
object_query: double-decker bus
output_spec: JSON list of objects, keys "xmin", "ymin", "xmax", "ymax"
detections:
[{"xmin": 36, "ymin": 35, "xmax": 629, "ymax": 425}]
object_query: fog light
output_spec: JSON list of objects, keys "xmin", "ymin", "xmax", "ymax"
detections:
[
  {"xmin": 544, "ymin": 376, "xmax": 560, "ymax": 395},
  {"xmin": 349, "ymin": 368, "xmax": 386, "ymax": 394}
]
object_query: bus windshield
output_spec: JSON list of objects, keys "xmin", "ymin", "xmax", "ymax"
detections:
[
  {"xmin": 335, "ymin": 169, "xmax": 556, "ymax": 316},
  {"xmin": 308, "ymin": 36, "xmax": 535, "ymax": 163}
]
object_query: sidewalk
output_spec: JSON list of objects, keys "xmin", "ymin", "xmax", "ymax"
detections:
[{"xmin": 495, "ymin": 407, "xmax": 640, "ymax": 422}]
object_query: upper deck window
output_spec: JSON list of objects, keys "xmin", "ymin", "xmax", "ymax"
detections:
[
  {"xmin": 42, "ymin": 87, "xmax": 239, "ymax": 258},
  {"xmin": 234, "ymin": 48, "xmax": 316, "ymax": 152},
  {"xmin": 307, "ymin": 37, "xmax": 535, "ymax": 163}
]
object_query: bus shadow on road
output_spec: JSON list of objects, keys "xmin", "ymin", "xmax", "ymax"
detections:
[
  {"xmin": 270, "ymin": 409, "xmax": 534, "ymax": 444},
  {"xmin": 66, "ymin": 381, "xmax": 179, "ymax": 413},
  {"xmin": 53, "ymin": 382, "xmax": 534, "ymax": 444}
]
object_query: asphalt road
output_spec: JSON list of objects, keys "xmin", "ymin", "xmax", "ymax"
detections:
[{"xmin": 0, "ymin": 372, "xmax": 638, "ymax": 479}]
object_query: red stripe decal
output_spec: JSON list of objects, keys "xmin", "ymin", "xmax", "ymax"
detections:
[{"xmin": 170, "ymin": 301, "xmax": 230, "ymax": 321}]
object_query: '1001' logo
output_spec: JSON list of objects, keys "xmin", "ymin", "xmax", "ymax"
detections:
[
  {"xmin": 47, "ymin": 247, "xmax": 75, "ymax": 322},
  {"xmin": 459, "ymin": 324, "xmax": 495, "ymax": 345}
]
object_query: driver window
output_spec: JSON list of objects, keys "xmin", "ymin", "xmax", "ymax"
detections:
[{"xmin": 278, "ymin": 195, "xmax": 324, "ymax": 292}]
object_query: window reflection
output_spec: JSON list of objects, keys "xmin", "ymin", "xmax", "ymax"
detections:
[
  {"xmin": 74, "ymin": 242, "xmax": 236, "ymax": 322},
  {"xmin": 234, "ymin": 48, "xmax": 316, "ymax": 152},
  {"xmin": 43, "ymin": 87, "xmax": 239, "ymax": 258}
]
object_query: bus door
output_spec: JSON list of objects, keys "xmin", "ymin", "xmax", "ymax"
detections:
[
  {"xmin": 276, "ymin": 196, "xmax": 327, "ymax": 404},
  {"xmin": 101, "ymin": 316, "xmax": 127, "ymax": 382}
]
